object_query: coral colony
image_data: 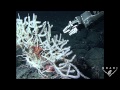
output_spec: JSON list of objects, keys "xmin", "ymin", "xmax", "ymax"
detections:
[{"xmin": 16, "ymin": 13, "xmax": 89, "ymax": 79}]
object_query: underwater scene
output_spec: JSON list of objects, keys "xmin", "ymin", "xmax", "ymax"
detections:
[{"xmin": 16, "ymin": 11, "xmax": 104, "ymax": 79}]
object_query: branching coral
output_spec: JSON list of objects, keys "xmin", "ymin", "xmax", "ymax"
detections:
[{"xmin": 16, "ymin": 13, "xmax": 89, "ymax": 79}]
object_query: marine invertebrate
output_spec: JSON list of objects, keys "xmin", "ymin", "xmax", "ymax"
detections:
[
  {"xmin": 32, "ymin": 46, "xmax": 43, "ymax": 58},
  {"xmin": 16, "ymin": 13, "xmax": 89, "ymax": 79}
]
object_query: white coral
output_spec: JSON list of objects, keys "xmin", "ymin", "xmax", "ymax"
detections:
[{"xmin": 16, "ymin": 13, "xmax": 89, "ymax": 79}]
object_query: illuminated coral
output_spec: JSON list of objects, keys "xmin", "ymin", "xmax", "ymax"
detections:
[{"xmin": 16, "ymin": 13, "xmax": 89, "ymax": 79}]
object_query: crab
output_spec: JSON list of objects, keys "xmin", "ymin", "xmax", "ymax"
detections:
[{"xmin": 32, "ymin": 46, "xmax": 43, "ymax": 58}]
